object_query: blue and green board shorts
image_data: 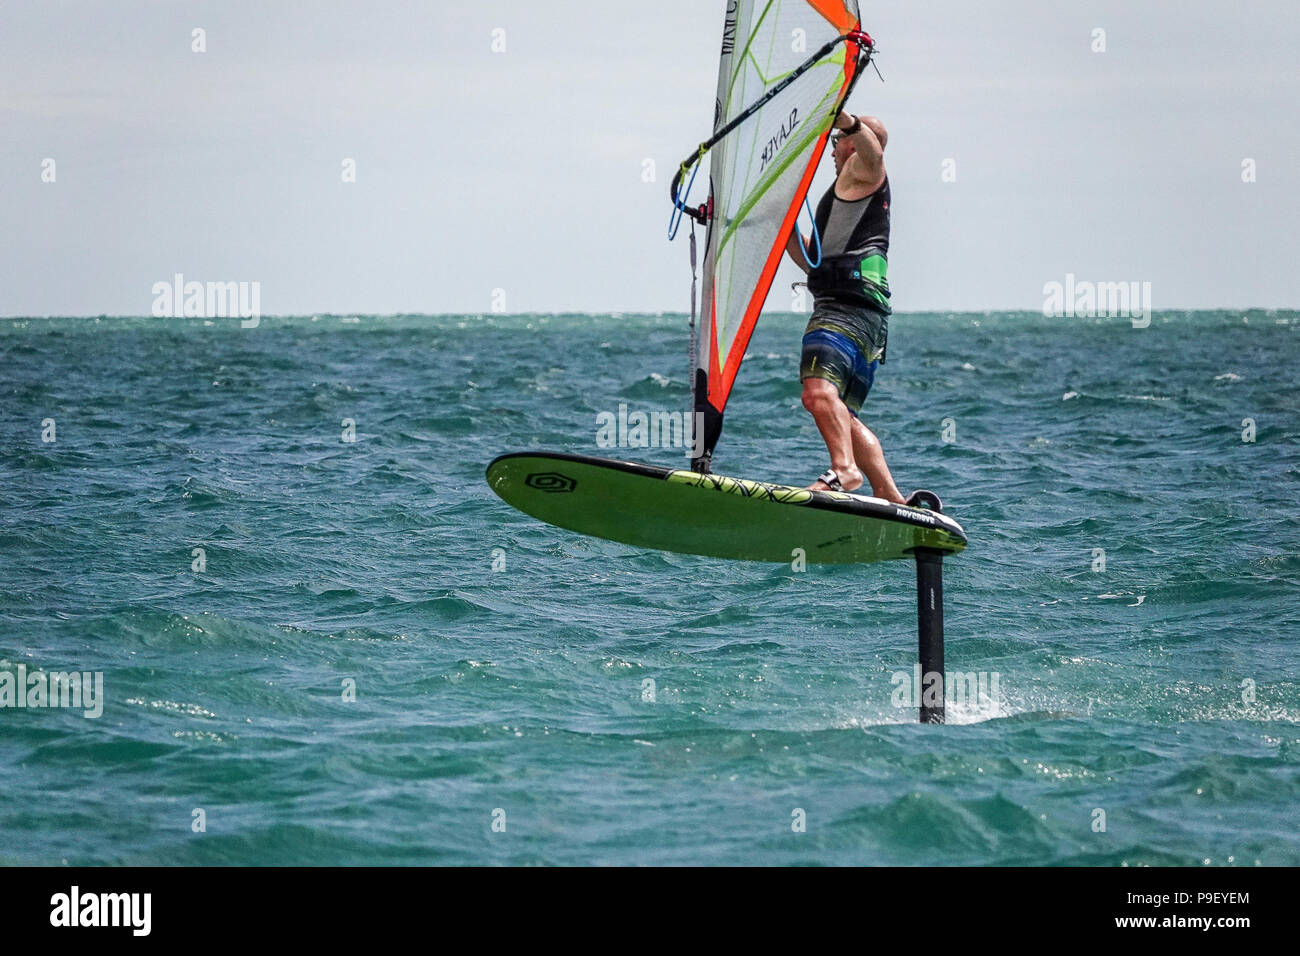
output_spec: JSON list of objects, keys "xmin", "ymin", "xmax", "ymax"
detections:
[{"xmin": 799, "ymin": 327, "xmax": 880, "ymax": 417}]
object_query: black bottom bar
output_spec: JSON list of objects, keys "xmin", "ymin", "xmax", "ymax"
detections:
[{"xmin": 5, "ymin": 866, "xmax": 1273, "ymax": 938}]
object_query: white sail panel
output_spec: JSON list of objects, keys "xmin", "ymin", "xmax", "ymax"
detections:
[{"xmin": 693, "ymin": 0, "xmax": 863, "ymax": 469}]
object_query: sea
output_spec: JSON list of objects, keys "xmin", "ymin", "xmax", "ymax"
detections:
[{"xmin": 1, "ymin": 309, "xmax": 1297, "ymax": 866}]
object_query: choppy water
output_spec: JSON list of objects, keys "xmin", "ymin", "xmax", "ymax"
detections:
[{"xmin": 1, "ymin": 309, "xmax": 1297, "ymax": 865}]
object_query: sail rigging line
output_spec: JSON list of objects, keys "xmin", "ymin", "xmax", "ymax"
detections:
[
  {"xmin": 794, "ymin": 194, "xmax": 823, "ymax": 270},
  {"xmin": 668, "ymin": 148, "xmax": 706, "ymax": 240}
]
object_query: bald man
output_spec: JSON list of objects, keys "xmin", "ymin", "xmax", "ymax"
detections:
[{"xmin": 786, "ymin": 111, "xmax": 905, "ymax": 502}]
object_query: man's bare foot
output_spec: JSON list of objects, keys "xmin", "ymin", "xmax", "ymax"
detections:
[{"xmin": 807, "ymin": 464, "xmax": 864, "ymax": 493}]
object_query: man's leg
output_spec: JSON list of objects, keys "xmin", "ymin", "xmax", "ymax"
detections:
[
  {"xmin": 849, "ymin": 417, "xmax": 905, "ymax": 503},
  {"xmin": 801, "ymin": 377, "xmax": 864, "ymax": 491}
]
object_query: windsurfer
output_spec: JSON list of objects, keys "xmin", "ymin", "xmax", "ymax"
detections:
[{"xmin": 785, "ymin": 111, "xmax": 904, "ymax": 503}]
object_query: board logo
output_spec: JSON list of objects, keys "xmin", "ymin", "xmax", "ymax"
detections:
[
  {"xmin": 525, "ymin": 472, "xmax": 576, "ymax": 493},
  {"xmin": 896, "ymin": 507, "xmax": 936, "ymax": 525},
  {"xmin": 759, "ymin": 107, "xmax": 799, "ymax": 172}
]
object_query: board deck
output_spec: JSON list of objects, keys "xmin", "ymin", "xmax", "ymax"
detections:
[{"xmin": 485, "ymin": 452, "xmax": 966, "ymax": 565}]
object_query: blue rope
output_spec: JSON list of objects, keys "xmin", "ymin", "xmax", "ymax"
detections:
[
  {"xmin": 667, "ymin": 160, "xmax": 701, "ymax": 240},
  {"xmin": 794, "ymin": 194, "xmax": 822, "ymax": 269}
]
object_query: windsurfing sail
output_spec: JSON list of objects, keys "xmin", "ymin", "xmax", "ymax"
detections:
[{"xmin": 670, "ymin": 1, "xmax": 873, "ymax": 473}]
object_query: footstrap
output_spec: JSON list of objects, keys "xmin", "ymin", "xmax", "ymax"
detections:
[
  {"xmin": 816, "ymin": 469, "xmax": 844, "ymax": 492},
  {"xmin": 905, "ymin": 489, "xmax": 944, "ymax": 512}
]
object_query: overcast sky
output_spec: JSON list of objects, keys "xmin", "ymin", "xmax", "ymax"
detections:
[{"xmin": 2, "ymin": 0, "xmax": 1298, "ymax": 316}]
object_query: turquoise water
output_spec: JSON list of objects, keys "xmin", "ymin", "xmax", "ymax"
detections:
[{"xmin": 1, "ymin": 310, "xmax": 1297, "ymax": 866}]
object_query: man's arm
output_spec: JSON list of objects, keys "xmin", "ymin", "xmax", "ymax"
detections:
[
  {"xmin": 837, "ymin": 112, "xmax": 886, "ymax": 192},
  {"xmin": 785, "ymin": 226, "xmax": 812, "ymax": 274}
]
